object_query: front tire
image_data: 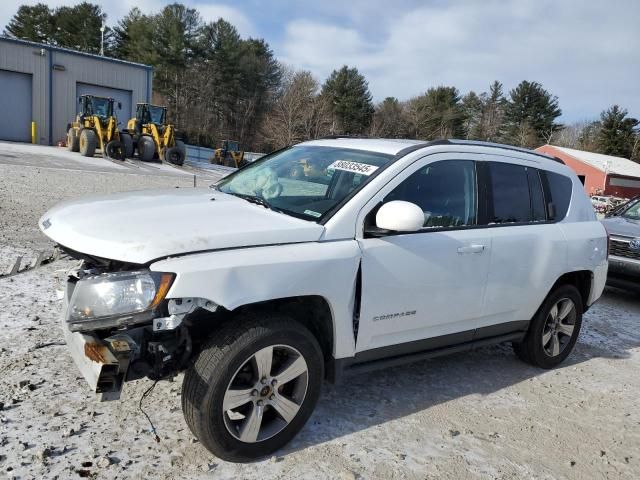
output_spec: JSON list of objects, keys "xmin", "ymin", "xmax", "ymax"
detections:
[
  {"xmin": 67, "ymin": 128, "xmax": 79, "ymax": 152},
  {"xmin": 138, "ymin": 136, "xmax": 155, "ymax": 161},
  {"xmin": 513, "ymin": 284, "xmax": 583, "ymax": 369},
  {"xmin": 181, "ymin": 315, "xmax": 324, "ymax": 462},
  {"xmin": 120, "ymin": 133, "xmax": 134, "ymax": 158},
  {"xmin": 79, "ymin": 129, "xmax": 97, "ymax": 157}
]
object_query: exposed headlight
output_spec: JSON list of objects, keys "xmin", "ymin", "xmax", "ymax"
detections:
[{"xmin": 67, "ymin": 271, "xmax": 174, "ymax": 331}]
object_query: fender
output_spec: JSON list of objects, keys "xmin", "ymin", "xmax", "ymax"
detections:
[{"xmin": 150, "ymin": 241, "xmax": 362, "ymax": 359}]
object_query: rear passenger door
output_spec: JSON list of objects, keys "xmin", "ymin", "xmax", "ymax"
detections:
[{"xmin": 476, "ymin": 160, "xmax": 567, "ymax": 337}]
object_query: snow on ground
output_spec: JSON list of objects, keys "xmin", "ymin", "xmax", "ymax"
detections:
[{"xmin": 0, "ymin": 142, "xmax": 639, "ymax": 479}]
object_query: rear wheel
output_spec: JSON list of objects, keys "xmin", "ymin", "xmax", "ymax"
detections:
[
  {"xmin": 120, "ymin": 133, "xmax": 134, "ymax": 158},
  {"xmin": 67, "ymin": 128, "xmax": 79, "ymax": 152},
  {"xmin": 165, "ymin": 146, "xmax": 185, "ymax": 166},
  {"xmin": 513, "ymin": 284, "xmax": 583, "ymax": 369},
  {"xmin": 105, "ymin": 140, "xmax": 124, "ymax": 160},
  {"xmin": 79, "ymin": 129, "xmax": 97, "ymax": 157},
  {"xmin": 181, "ymin": 315, "xmax": 323, "ymax": 462},
  {"xmin": 138, "ymin": 136, "xmax": 155, "ymax": 161}
]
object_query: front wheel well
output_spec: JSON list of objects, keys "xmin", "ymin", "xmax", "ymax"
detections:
[
  {"xmin": 550, "ymin": 270, "xmax": 593, "ymax": 311},
  {"xmin": 185, "ymin": 296, "xmax": 335, "ymax": 379}
]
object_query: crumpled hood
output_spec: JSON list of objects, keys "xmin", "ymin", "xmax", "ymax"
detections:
[
  {"xmin": 39, "ymin": 188, "xmax": 325, "ymax": 264},
  {"xmin": 601, "ymin": 215, "xmax": 640, "ymax": 238}
]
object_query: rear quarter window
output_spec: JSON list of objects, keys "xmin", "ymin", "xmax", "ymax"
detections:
[{"xmin": 543, "ymin": 171, "xmax": 573, "ymax": 220}]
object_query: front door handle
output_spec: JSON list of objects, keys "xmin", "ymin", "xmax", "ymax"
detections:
[{"xmin": 457, "ymin": 244, "xmax": 485, "ymax": 254}]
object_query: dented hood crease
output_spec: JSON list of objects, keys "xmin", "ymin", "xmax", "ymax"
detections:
[{"xmin": 39, "ymin": 188, "xmax": 325, "ymax": 264}]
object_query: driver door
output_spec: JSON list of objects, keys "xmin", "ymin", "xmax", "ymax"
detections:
[{"xmin": 355, "ymin": 154, "xmax": 492, "ymax": 355}]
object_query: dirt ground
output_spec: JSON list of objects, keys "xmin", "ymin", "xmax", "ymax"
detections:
[{"xmin": 0, "ymin": 142, "xmax": 639, "ymax": 479}]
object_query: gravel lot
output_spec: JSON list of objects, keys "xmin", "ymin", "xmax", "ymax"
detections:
[{"xmin": 0, "ymin": 142, "xmax": 639, "ymax": 479}]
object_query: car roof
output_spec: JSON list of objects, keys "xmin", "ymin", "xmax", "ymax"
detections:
[{"xmin": 297, "ymin": 137, "xmax": 563, "ymax": 165}]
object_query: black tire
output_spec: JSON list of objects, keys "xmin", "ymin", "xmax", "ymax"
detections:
[
  {"xmin": 79, "ymin": 129, "xmax": 97, "ymax": 157},
  {"xmin": 165, "ymin": 146, "xmax": 185, "ymax": 166},
  {"xmin": 120, "ymin": 133, "xmax": 134, "ymax": 158},
  {"xmin": 67, "ymin": 128, "xmax": 79, "ymax": 152},
  {"xmin": 105, "ymin": 140, "xmax": 124, "ymax": 160},
  {"xmin": 138, "ymin": 136, "xmax": 155, "ymax": 161},
  {"xmin": 513, "ymin": 284, "xmax": 583, "ymax": 369},
  {"xmin": 176, "ymin": 140, "xmax": 186, "ymax": 158},
  {"xmin": 181, "ymin": 315, "xmax": 324, "ymax": 462}
]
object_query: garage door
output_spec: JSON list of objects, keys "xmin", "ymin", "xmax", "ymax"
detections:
[
  {"xmin": 76, "ymin": 83, "xmax": 133, "ymax": 124},
  {"xmin": 0, "ymin": 70, "xmax": 32, "ymax": 142}
]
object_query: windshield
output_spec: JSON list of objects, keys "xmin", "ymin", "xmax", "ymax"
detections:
[
  {"xmin": 216, "ymin": 146, "xmax": 393, "ymax": 221},
  {"xmin": 622, "ymin": 199, "xmax": 640, "ymax": 220},
  {"xmin": 148, "ymin": 105, "xmax": 166, "ymax": 125},
  {"xmin": 88, "ymin": 97, "xmax": 113, "ymax": 118}
]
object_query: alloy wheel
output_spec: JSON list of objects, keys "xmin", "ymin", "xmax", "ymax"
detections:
[
  {"xmin": 222, "ymin": 344, "xmax": 309, "ymax": 443},
  {"xmin": 541, "ymin": 297, "xmax": 577, "ymax": 357}
]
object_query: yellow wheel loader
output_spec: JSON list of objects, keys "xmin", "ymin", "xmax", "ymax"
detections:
[
  {"xmin": 210, "ymin": 140, "xmax": 246, "ymax": 168},
  {"xmin": 67, "ymin": 95, "xmax": 124, "ymax": 160},
  {"xmin": 123, "ymin": 103, "xmax": 186, "ymax": 166}
]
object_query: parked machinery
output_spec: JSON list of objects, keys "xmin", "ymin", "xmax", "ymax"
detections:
[
  {"xmin": 210, "ymin": 140, "xmax": 245, "ymax": 168},
  {"xmin": 123, "ymin": 103, "xmax": 186, "ymax": 166},
  {"xmin": 67, "ymin": 95, "xmax": 124, "ymax": 160}
]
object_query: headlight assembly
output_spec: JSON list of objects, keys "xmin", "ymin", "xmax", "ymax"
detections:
[{"xmin": 67, "ymin": 271, "xmax": 174, "ymax": 332}]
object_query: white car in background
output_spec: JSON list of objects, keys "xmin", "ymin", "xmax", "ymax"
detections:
[{"xmin": 39, "ymin": 138, "xmax": 608, "ymax": 462}]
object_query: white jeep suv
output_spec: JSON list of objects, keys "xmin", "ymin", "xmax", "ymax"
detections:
[{"xmin": 40, "ymin": 138, "xmax": 608, "ymax": 461}]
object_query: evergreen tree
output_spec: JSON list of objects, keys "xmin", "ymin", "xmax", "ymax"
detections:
[
  {"xmin": 596, "ymin": 105, "xmax": 639, "ymax": 158},
  {"xmin": 4, "ymin": 3, "xmax": 55, "ymax": 44},
  {"xmin": 52, "ymin": 3, "xmax": 110, "ymax": 54},
  {"xmin": 461, "ymin": 91, "xmax": 483, "ymax": 140},
  {"xmin": 321, "ymin": 66, "xmax": 374, "ymax": 134},
  {"xmin": 408, "ymin": 86, "xmax": 464, "ymax": 140},
  {"xmin": 505, "ymin": 81, "xmax": 562, "ymax": 148},
  {"xmin": 112, "ymin": 8, "xmax": 156, "ymax": 64},
  {"xmin": 370, "ymin": 97, "xmax": 407, "ymax": 138}
]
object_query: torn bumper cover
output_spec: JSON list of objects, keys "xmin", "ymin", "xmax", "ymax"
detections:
[{"xmin": 62, "ymin": 324, "xmax": 132, "ymax": 401}]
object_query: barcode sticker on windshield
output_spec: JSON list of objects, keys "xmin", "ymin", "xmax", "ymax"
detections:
[{"xmin": 329, "ymin": 160, "xmax": 379, "ymax": 176}]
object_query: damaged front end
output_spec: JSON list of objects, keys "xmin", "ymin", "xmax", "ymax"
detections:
[{"xmin": 61, "ymin": 251, "xmax": 216, "ymax": 401}]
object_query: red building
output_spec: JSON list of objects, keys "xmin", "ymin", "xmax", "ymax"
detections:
[{"xmin": 536, "ymin": 145, "xmax": 640, "ymax": 198}]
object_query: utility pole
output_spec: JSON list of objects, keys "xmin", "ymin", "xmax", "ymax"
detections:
[{"xmin": 100, "ymin": 17, "xmax": 105, "ymax": 56}]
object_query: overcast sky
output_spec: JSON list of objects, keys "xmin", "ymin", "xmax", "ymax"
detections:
[{"xmin": 2, "ymin": 0, "xmax": 639, "ymax": 122}]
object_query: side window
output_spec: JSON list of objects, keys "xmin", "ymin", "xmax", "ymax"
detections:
[
  {"xmin": 544, "ymin": 171, "xmax": 573, "ymax": 220},
  {"xmin": 527, "ymin": 168, "xmax": 547, "ymax": 221},
  {"xmin": 488, "ymin": 162, "xmax": 531, "ymax": 223},
  {"xmin": 385, "ymin": 160, "xmax": 477, "ymax": 228}
]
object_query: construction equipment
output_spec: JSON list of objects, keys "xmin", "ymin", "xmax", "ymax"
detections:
[
  {"xmin": 210, "ymin": 140, "xmax": 245, "ymax": 168},
  {"xmin": 67, "ymin": 95, "xmax": 124, "ymax": 160},
  {"xmin": 124, "ymin": 103, "xmax": 186, "ymax": 166}
]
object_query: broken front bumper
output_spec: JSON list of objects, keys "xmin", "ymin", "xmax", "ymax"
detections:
[{"xmin": 61, "ymin": 290, "xmax": 136, "ymax": 401}]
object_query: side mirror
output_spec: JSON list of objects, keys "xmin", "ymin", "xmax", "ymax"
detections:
[
  {"xmin": 78, "ymin": 97, "xmax": 82, "ymax": 104},
  {"xmin": 118, "ymin": 102, "xmax": 122, "ymax": 110},
  {"xmin": 375, "ymin": 201, "xmax": 424, "ymax": 232}
]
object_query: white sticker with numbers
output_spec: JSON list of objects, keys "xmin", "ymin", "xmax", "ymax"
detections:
[{"xmin": 328, "ymin": 160, "xmax": 379, "ymax": 176}]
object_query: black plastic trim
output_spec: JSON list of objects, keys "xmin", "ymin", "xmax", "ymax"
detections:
[{"xmin": 332, "ymin": 327, "xmax": 527, "ymax": 381}]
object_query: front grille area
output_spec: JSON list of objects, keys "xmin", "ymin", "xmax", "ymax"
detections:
[{"xmin": 610, "ymin": 238, "xmax": 640, "ymax": 260}]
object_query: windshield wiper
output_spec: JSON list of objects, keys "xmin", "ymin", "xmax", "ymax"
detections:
[{"xmin": 231, "ymin": 193, "xmax": 285, "ymax": 214}]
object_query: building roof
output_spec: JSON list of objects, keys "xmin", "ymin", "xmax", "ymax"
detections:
[
  {"xmin": 547, "ymin": 145, "xmax": 640, "ymax": 178},
  {"xmin": 0, "ymin": 35, "xmax": 152, "ymax": 70}
]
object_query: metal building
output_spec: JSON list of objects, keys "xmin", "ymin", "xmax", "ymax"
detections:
[{"xmin": 0, "ymin": 36, "xmax": 152, "ymax": 145}]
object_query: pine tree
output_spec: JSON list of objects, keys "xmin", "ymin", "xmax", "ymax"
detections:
[
  {"xmin": 4, "ymin": 4, "xmax": 55, "ymax": 44},
  {"xmin": 597, "ymin": 105, "xmax": 639, "ymax": 159},
  {"xmin": 407, "ymin": 86, "xmax": 464, "ymax": 140},
  {"xmin": 52, "ymin": 3, "xmax": 110, "ymax": 54},
  {"xmin": 370, "ymin": 97, "xmax": 407, "ymax": 138},
  {"xmin": 505, "ymin": 81, "xmax": 562, "ymax": 148},
  {"xmin": 112, "ymin": 8, "xmax": 156, "ymax": 64},
  {"xmin": 321, "ymin": 66, "xmax": 374, "ymax": 134}
]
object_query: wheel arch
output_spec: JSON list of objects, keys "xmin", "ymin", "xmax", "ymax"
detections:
[{"xmin": 548, "ymin": 270, "xmax": 593, "ymax": 312}]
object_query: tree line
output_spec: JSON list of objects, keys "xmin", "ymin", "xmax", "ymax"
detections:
[{"xmin": 4, "ymin": 2, "xmax": 639, "ymax": 160}]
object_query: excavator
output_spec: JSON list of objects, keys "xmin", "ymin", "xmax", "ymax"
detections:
[
  {"xmin": 67, "ymin": 95, "xmax": 124, "ymax": 160},
  {"xmin": 210, "ymin": 140, "xmax": 246, "ymax": 168},
  {"xmin": 123, "ymin": 103, "xmax": 186, "ymax": 166}
]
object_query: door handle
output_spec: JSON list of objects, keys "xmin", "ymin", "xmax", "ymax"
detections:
[{"xmin": 457, "ymin": 244, "xmax": 485, "ymax": 254}]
